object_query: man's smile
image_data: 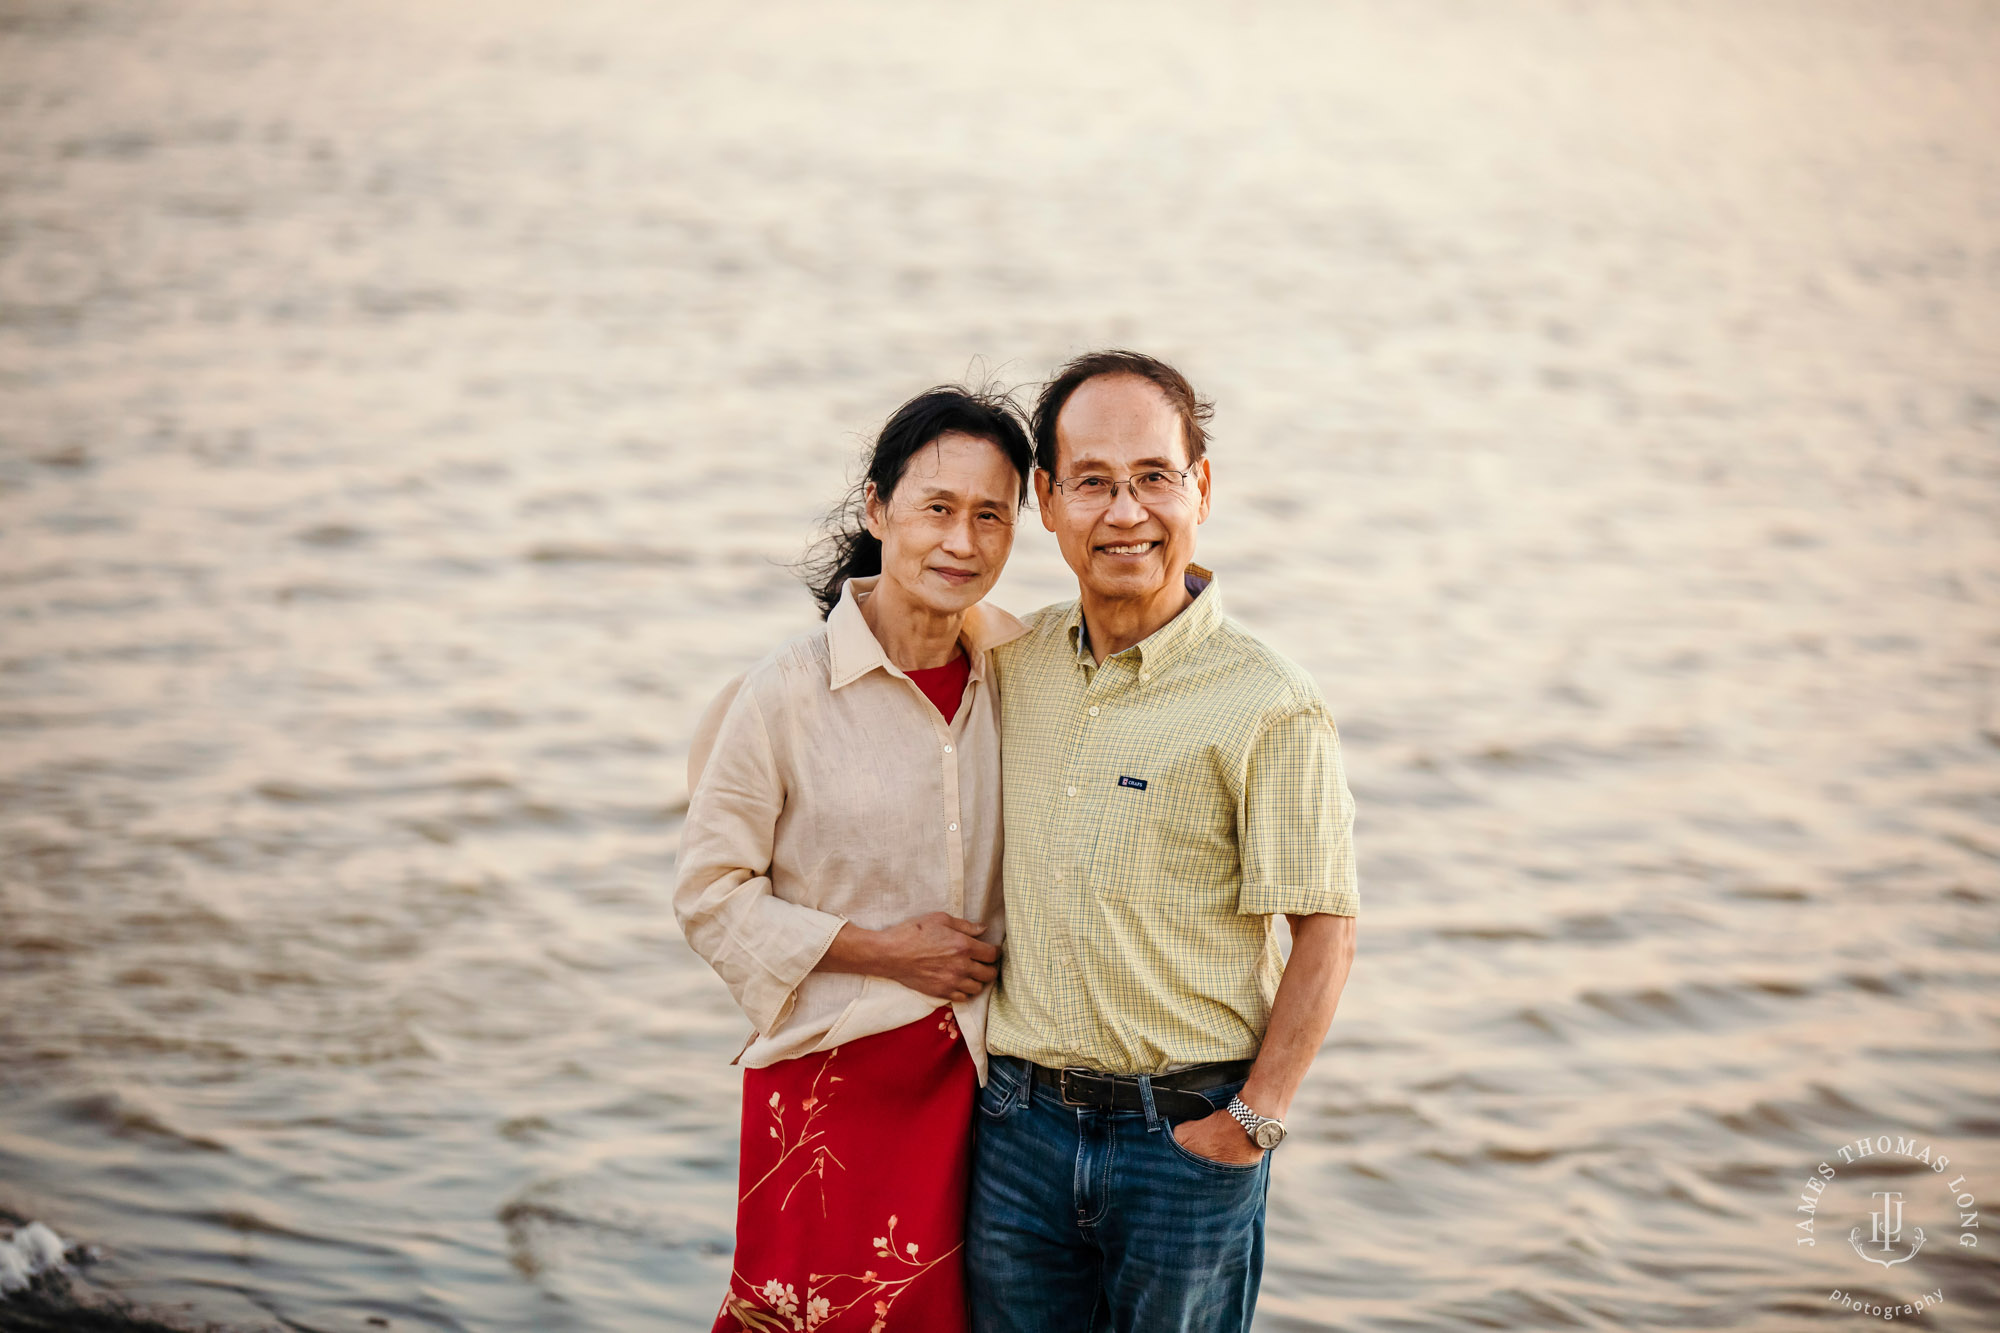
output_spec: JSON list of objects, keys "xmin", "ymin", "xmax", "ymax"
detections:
[{"xmin": 1096, "ymin": 540, "xmax": 1159, "ymax": 556}]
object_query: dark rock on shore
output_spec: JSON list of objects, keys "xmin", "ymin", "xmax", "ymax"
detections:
[
  {"xmin": 0, "ymin": 1288, "xmax": 226, "ymax": 1333},
  {"xmin": 0, "ymin": 1209, "xmax": 256, "ymax": 1333}
]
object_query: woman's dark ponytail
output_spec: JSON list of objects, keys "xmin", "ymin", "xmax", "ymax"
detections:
[
  {"xmin": 803, "ymin": 526, "xmax": 884, "ymax": 620},
  {"xmin": 800, "ymin": 384, "xmax": 1033, "ymax": 619}
]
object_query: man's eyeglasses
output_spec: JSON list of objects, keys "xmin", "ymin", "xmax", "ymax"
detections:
[{"xmin": 1050, "ymin": 464, "xmax": 1198, "ymax": 509}]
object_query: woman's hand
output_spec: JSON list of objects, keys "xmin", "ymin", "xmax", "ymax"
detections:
[{"xmin": 819, "ymin": 913, "xmax": 999, "ymax": 1002}]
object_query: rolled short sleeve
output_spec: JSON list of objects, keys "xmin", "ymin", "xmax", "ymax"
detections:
[
  {"xmin": 1236, "ymin": 703, "xmax": 1359, "ymax": 918},
  {"xmin": 674, "ymin": 678, "xmax": 847, "ymax": 1032}
]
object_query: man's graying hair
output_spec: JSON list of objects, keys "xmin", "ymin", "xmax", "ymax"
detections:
[{"xmin": 1030, "ymin": 350, "xmax": 1215, "ymax": 476}]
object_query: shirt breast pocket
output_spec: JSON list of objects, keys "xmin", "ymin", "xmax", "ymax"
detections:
[{"xmin": 1087, "ymin": 756, "xmax": 1235, "ymax": 905}]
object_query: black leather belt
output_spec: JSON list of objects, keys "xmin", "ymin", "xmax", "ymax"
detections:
[{"xmin": 1023, "ymin": 1059, "xmax": 1253, "ymax": 1121}]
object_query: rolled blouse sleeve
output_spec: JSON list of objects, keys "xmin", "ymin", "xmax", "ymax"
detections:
[{"xmin": 674, "ymin": 674, "xmax": 847, "ymax": 1033}]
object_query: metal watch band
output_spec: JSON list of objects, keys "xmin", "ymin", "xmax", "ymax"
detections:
[{"xmin": 1226, "ymin": 1095, "xmax": 1285, "ymax": 1147}]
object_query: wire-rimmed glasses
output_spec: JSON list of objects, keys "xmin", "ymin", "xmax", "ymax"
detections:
[{"xmin": 1049, "ymin": 464, "xmax": 1198, "ymax": 509}]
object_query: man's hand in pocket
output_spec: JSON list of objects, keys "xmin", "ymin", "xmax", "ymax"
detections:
[{"xmin": 1172, "ymin": 1110, "xmax": 1265, "ymax": 1165}]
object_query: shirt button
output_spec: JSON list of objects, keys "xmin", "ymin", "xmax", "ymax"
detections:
[
  {"xmin": 1053, "ymin": 870, "xmax": 1064, "ymax": 882},
  {"xmin": 943, "ymin": 744, "xmax": 953, "ymax": 754},
  {"xmin": 1088, "ymin": 706, "xmax": 1099, "ymax": 717},
  {"xmin": 1066, "ymin": 785, "xmax": 1076, "ymax": 797},
  {"xmin": 948, "ymin": 822, "xmax": 958, "ymax": 832}
]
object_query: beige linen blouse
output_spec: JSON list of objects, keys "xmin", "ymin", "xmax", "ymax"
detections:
[{"xmin": 675, "ymin": 575, "xmax": 1024, "ymax": 1082}]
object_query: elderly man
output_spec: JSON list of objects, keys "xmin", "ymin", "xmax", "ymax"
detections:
[{"xmin": 967, "ymin": 351, "xmax": 1360, "ymax": 1333}]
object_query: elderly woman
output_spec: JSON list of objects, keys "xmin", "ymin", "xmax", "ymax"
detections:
[{"xmin": 675, "ymin": 386, "xmax": 1032, "ymax": 1333}]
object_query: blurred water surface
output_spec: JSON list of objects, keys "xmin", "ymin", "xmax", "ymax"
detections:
[{"xmin": 2, "ymin": 0, "xmax": 1998, "ymax": 1329}]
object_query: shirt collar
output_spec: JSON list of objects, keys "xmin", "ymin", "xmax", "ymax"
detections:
[
  {"xmin": 1066, "ymin": 563, "xmax": 1219, "ymax": 674},
  {"xmin": 827, "ymin": 574, "xmax": 1028, "ymax": 691}
]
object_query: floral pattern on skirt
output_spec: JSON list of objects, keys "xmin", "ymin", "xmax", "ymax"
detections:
[{"xmin": 714, "ymin": 1005, "xmax": 974, "ymax": 1333}]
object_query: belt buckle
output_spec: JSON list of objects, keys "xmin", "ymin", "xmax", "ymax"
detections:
[{"xmin": 1057, "ymin": 1067, "xmax": 1095, "ymax": 1107}]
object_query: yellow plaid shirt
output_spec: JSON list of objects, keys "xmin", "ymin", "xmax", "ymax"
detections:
[{"xmin": 985, "ymin": 565, "xmax": 1359, "ymax": 1075}]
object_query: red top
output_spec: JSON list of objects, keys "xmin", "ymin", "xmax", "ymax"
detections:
[{"xmin": 905, "ymin": 651, "xmax": 970, "ymax": 726}]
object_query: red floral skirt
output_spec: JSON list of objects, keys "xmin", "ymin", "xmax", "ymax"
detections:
[{"xmin": 713, "ymin": 1007, "xmax": 974, "ymax": 1333}]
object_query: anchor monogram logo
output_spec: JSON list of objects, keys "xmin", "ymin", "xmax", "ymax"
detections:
[
  {"xmin": 1848, "ymin": 1190, "xmax": 1926, "ymax": 1268},
  {"xmin": 1791, "ymin": 1134, "xmax": 1980, "ymax": 1318}
]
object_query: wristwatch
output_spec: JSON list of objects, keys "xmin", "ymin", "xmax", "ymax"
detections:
[{"xmin": 1225, "ymin": 1096, "xmax": 1287, "ymax": 1150}]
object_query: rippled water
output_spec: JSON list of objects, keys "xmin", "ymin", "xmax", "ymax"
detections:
[{"xmin": 2, "ymin": 1, "xmax": 1997, "ymax": 1329}]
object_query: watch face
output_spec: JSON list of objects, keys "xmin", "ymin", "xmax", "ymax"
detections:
[{"xmin": 1255, "ymin": 1120, "xmax": 1285, "ymax": 1150}]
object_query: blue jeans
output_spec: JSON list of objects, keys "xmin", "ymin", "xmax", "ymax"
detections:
[{"xmin": 966, "ymin": 1055, "xmax": 1270, "ymax": 1333}]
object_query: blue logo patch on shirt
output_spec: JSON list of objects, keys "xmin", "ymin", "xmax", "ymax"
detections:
[{"xmin": 1117, "ymin": 775, "xmax": 1148, "ymax": 791}]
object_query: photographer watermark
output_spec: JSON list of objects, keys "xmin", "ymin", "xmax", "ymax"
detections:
[
  {"xmin": 1825, "ymin": 1289, "xmax": 1944, "ymax": 1321},
  {"xmin": 1793, "ymin": 1133, "xmax": 1980, "ymax": 1318}
]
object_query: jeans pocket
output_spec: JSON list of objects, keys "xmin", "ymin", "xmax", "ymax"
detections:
[
  {"xmin": 1161, "ymin": 1084, "xmax": 1264, "ymax": 1174},
  {"xmin": 978, "ymin": 1057, "xmax": 1024, "ymax": 1121},
  {"xmin": 1163, "ymin": 1124, "xmax": 1264, "ymax": 1173}
]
